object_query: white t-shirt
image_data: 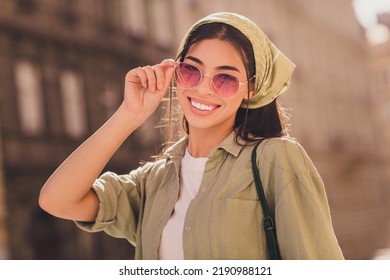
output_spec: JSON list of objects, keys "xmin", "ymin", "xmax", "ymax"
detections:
[{"xmin": 158, "ymin": 148, "xmax": 208, "ymax": 259}]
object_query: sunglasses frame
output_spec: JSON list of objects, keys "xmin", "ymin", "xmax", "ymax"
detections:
[{"xmin": 174, "ymin": 62, "xmax": 255, "ymax": 99}]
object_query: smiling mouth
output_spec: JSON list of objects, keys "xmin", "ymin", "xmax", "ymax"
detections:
[{"xmin": 189, "ymin": 98, "xmax": 219, "ymax": 111}]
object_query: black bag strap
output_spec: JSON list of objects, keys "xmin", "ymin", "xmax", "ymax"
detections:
[{"xmin": 251, "ymin": 141, "xmax": 281, "ymax": 260}]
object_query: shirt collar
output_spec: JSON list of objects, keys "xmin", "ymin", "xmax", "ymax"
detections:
[
  {"xmin": 164, "ymin": 131, "xmax": 246, "ymax": 160},
  {"xmin": 216, "ymin": 131, "xmax": 245, "ymax": 157},
  {"xmin": 164, "ymin": 136, "xmax": 188, "ymax": 158}
]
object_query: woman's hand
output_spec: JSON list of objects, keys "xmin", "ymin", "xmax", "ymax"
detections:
[
  {"xmin": 39, "ymin": 59, "xmax": 177, "ymax": 222},
  {"xmin": 123, "ymin": 59, "xmax": 176, "ymax": 118}
]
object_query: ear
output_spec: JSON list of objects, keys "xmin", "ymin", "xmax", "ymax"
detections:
[{"xmin": 244, "ymin": 89, "xmax": 255, "ymax": 100}]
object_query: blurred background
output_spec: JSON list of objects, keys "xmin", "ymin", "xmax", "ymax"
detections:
[{"xmin": 0, "ymin": 0, "xmax": 389, "ymax": 260}]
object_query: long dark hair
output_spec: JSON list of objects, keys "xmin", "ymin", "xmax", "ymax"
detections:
[{"xmin": 176, "ymin": 22, "xmax": 289, "ymax": 144}]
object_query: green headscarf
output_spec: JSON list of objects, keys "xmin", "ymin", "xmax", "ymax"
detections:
[{"xmin": 177, "ymin": 12, "xmax": 296, "ymax": 109}]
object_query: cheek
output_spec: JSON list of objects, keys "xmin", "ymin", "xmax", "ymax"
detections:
[
  {"xmin": 238, "ymin": 88, "xmax": 251, "ymax": 100},
  {"xmin": 229, "ymin": 94, "xmax": 247, "ymax": 111},
  {"xmin": 176, "ymin": 88, "xmax": 188, "ymax": 106}
]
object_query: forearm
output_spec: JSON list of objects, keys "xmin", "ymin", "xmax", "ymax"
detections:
[
  {"xmin": 39, "ymin": 59, "xmax": 175, "ymax": 221},
  {"xmin": 39, "ymin": 103, "xmax": 147, "ymax": 220}
]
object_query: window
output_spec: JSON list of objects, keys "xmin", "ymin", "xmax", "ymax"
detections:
[
  {"xmin": 57, "ymin": 0, "xmax": 78, "ymax": 26},
  {"xmin": 14, "ymin": 60, "xmax": 45, "ymax": 136},
  {"xmin": 16, "ymin": 0, "xmax": 38, "ymax": 14},
  {"xmin": 120, "ymin": 0, "xmax": 147, "ymax": 38},
  {"xmin": 150, "ymin": 0, "xmax": 174, "ymax": 47},
  {"xmin": 101, "ymin": 82, "xmax": 120, "ymax": 119},
  {"xmin": 96, "ymin": 0, "xmax": 118, "ymax": 34},
  {"xmin": 59, "ymin": 70, "xmax": 87, "ymax": 139}
]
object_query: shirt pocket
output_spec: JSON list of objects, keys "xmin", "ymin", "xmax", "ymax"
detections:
[{"xmin": 210, "ymin": 198, "xmax": 266, "ymax": 259}]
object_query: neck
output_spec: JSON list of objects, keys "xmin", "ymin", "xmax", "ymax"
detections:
[{"xmin": 187, "ymin": 126, "xmax": 232, "ymax": 158}]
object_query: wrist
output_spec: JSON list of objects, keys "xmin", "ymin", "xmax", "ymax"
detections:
[{"xmin": 114, "ymin": 103, "xmax": 149, "ymax": 132}]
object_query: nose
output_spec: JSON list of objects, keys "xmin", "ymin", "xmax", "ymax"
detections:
[{"xmin": 196, "ymin": 74, "xmax": 214, "ymax": 95}]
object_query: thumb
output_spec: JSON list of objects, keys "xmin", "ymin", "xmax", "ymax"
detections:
[{"xmin": 160, "ymin": 65, "xmax": 176, "ymax": 93}]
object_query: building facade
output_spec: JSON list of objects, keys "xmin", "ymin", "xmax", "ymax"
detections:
[{"xmin": 0, "ymin": 0, "xmax": 176, "ymax": 259}]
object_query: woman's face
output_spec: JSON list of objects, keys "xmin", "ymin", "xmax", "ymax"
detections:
[{"xmin": 177, "ymin": 38, "xmax": 253, "ymax": 134}]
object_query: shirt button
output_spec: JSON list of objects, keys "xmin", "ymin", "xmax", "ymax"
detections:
[
  {"xmin": 201, "ymin": 186, "xmax": 207, "ymax": 192},
  {"xmin": 185, "ymin": 225, "xmax": 192, "ymax": 232}
]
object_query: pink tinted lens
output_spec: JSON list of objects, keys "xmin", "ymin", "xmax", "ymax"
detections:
[
  {"xmin": 212, "ymin": 73, "xmax": 240, "ymax": 98},
  {"xmin": 175, "ymin": 63, "xmax": 201, "ymax": 88}
]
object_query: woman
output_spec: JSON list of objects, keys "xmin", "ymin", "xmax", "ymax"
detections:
[{"xmin": 39, "ymin": 12, "xmax": 344, "ymax": 260}]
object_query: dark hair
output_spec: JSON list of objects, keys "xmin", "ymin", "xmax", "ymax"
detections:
[{"xmin": 176, "ymin": 22, "xmax": 289, "ymax": 145}]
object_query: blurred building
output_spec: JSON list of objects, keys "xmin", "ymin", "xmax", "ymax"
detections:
[
  {"xmin": 0, "ymin": 0, "xmax": 176, "ymax": 259},
  {"xmin": 236, "ymin": 0, "xmax": 389, "ymax": 260},
  {"xmin": 259, "ymin": 0, "xmax": 389, "ymax": 259},
  {"xmin": 378, "ymin": 12, "xmax": 390, "ymax": 27},
  {"xmin": 0, "ymin": 0, "xmax": 389, "ymax": 260}
]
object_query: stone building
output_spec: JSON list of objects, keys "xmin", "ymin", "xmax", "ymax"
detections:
[
  {"xmin": 0, "ymin": 0, "xmax": 389, "ymax": 260},
  {"xmin": 0, "ymin": 0, "xmax": 176, "ymax": 259}
]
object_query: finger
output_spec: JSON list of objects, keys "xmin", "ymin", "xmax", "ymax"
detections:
[
  {"xmin": 160, "ymin": 59, "xmax": 176, "ymax": 69},
  {"xmin": 142, "ymin": 65, "xmax": 158, "ymax": 92},
  {"xmin": 162, "ymin": 65, "xmax": 175, "ymax": 91},
  {"xmin": 153, "ymin": 65, "xmax": 166, "ymax": 90},
  {"xmin": 126, "ymin": 67, "xmax": 147, "ymax": 89},
  {"xmin": 157, "ymin": 59, "xmax": 176, "ymax": 91}
]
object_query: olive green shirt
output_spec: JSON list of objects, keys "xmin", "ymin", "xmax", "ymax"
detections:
[{"xmin": 76, "ymin": 133, "xmax": 344, "ymax": 260}]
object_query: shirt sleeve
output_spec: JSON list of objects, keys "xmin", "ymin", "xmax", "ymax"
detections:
[
  {"xmin": 74, "ymin": 166, "xmax": 148, "ymax": 245},
  {"xmin": 261, "ymin": 138, "xmax": 344, "ymax": 260}
]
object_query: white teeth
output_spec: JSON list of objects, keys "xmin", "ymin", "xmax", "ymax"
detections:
[{"xmin": 191, "ymin": 100, "xmax": 216, "ymax": 111}]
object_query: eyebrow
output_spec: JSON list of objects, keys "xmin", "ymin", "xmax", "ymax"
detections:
[{"xmin": 185, "ymin": 56, "xmax": 242, "ymax": 73}]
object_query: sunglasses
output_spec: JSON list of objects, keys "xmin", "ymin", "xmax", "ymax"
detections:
[{"xmin": 174, "ymin": 62, "xmax": 254, "ymax": 98}]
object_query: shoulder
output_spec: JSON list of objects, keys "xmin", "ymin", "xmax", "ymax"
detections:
[
  {"xmin": 131, "ymin": 158, "xmax": 172, "ymax": 178},
  {"xmin": 95, "ymin": 158, "xmax": 174, "ymax": 196},
  {"xmin": 98, "ymin": 158, "xmax": 170, "ymax": 184},
  {"xmin": 257, "ymin": 137, "xmax": 314, "ymax": 174},
  {"xmin": 261, "ymin": 136, "xmax": 305, "ymax": 155}
]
